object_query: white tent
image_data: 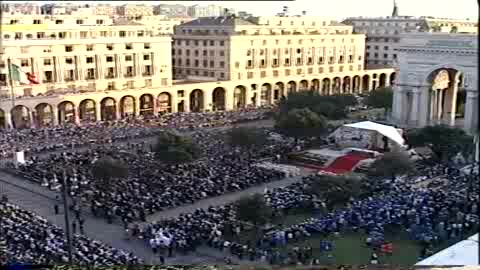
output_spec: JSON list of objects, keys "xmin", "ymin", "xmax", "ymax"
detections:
[
  {"xmin": 343, "ymin": 121, "xmax": 405, "ymax": 146},
  {"xmin": 415, "ymin": 234, "xmax": 479, "ymax": 266}
]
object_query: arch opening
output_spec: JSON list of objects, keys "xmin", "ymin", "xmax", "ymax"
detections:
[
  {"xmin": 234, "ymin": 86, "xmax": 247, "ymax": 109},
  {"xmin": 120, "ymin": 96, "xmax": 135, "ymax": 118},
  {"xmin": 35, "ymin": 103, "xmax": 54, "ymax": 127},
  {"xmin": 299, "ymin": 80, "xmax": 308, "ymax": 91},
  {"xmin": 352, "ymin": 76, "xmax": 361, "ymax": 93},
  {"xmin": 0, "ymin": 109, "xmax": 5, "ymax": 129},
  {"xmin": 321, "ymin": 78, "xmax": 330, "ymax": 95},
  {"xmin": 342, "ymin": 76, "xmax": 351, "ymax": 94},
  {"xmin": 157, "ymin": 92, "xmax": 172, "ymax": 114},
  {"xmin": 58, "ymin": 101, "xmax": 76, "ymax": 125},
  {"xmin": 11, "ymin": 105, "xmax": 31, "ymax": 129},
  {"xmin": 101, "ymin": 97, "xmax": 117, "ymax": 121},
  {"xmin": 79, "ymin": 99, "xmax": 96, "ymax": 123},
  {"xmin": 274, "ymin": 82, "xmax": 285, "ymax": 102},
  {"xmin": 260, "ymin": 83, "xmax": 272, "ymax": 106},
  {"xmin": 311, "ymin": 79, "xmax": 320, "ymax": 92},
  {"xmin": 333, "ymin": 77, "xmax": 341, "ymax": 94},
  {"xmin": 379, "ymin": 73, "xmax": 387, "ymax": 88},
  {"xmin": 362, "ymin": 75, "xmax": 370, "ymax": 91},
  {"xmin": 212, "ymin": 87, "xmax": 226, "ymax": 111},
  {"xmin": 140, "ymin": 94, "xmax": 154, "ymax": 116},
  {"xmin": 287, "ymin": 81, "xmax": 296, "ymax": 94},
  {"xmin": 190, "ymin": 89, "xmax": 204, "ymax": 112}
]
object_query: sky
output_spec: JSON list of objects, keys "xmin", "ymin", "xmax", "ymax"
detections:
[{"xmin": 12, "ymin": 0, "xmax": 480, "ymax": 20}]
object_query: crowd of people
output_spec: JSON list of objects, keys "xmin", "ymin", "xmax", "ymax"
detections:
[
  {"xmin": 0, "ymin": 108, "xmax": 271, "ymax": 158},
  {"xmin": 0, "ymin": 200, "xmax": 141, "ymax": 265},
  {"xmin": 7, "ymin": 128, "xmax": 302, "ymax": 227},
  {"xmin": 128, "ymin": 158, "xmax": 479, "ymax": 266}
]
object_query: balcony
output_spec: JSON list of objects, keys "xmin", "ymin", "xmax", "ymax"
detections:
[
  {"xmin": 85, "ymin": 76, "xmax": 96, "ymax": 80},
  {"xmin": 64, "ymin": 77, "xmax": 75, "ymax": 82},
  {"xmin": 142, "ymin": 72, "xmax": 153, "ymax": 77},
  {"xmin": 124, "ymin": 73, "xmax": 134, "ymax": 78},
  {"xmin": 105, "ymin": 74, "xmax": 115, "ymax": 79}
]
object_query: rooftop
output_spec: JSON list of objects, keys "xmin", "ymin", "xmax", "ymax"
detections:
[{"xmin": 180, "ymin": 16, "xmax": 256, "ymax": 27}]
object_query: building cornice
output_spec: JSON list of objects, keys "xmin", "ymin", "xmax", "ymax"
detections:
[{"xmin": 395, "ymin": 47, "xmax": 477, "ymax": 55}]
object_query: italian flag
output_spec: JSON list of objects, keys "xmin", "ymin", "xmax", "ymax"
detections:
[{"xmin": 10, "ymin": 64, "xmax": 39, "ymax": 85}]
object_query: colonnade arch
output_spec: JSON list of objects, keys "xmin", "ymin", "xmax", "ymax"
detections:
[
  {"xmin": 212, "ymin": 87, "xmax": 226, "ymax": 111},
  {"xmin": 0, "ymin": 109, "xmax": 5, "ymax": 129},
  {"xmin": 362, "ymin": 75, "xmax": 370, "ymax": 91},
  {"xmin": 287, "ymin": 81, "xmax": 296, "ymax": 94},
  {"xmin": 333, "ymin": 77, "xmax": 341, "ymax": 94},
  {"xmin": 352, "ymin": 76, "xmax": 361, "ymax": 93},
  {"xmin": 379, "ymin": 73, "xmax": 387, "ymax": 88},
  {"xmin": 79, "ymin": 99, "xmax": 96, "ymax": 122},
  {"xmin": 35, "ymin": 103, "xmax": 54, "ymax": 127},
  {"xmin": 321, "ymin": 78, "xmax": 330, "ymax": 95},
  {"xmin": 342, "ymin": 77, "xmax": 351, "ymax": 94},
  {"xmin": 261, "ymin": 83, "xmax": 272, "ymax": 106},
  {"xmin": 190, "ymin": 89, "xmax": 204, "ymax": 112},
  {"xmin": 101, "ymin": 97, "xmax": 117, "ymax": 121},
  {"xmin": 11, "ymin": 105, "xmax": 31, "ymax": 129},
  {"xmin": 120, "ymin": 96, "xmax": 135, "ymax": 118},
  {"xmin": 299, "ymin": 80, "xmax": 308, "ymax": 91},
  {"xmin": 311, "ymin": 79, "xmax": 320, "ymax": 91},
  {"xmin": 58, "ymin": 101, "xmax": 76, "ymax": 125},
  {"xmin": 139, "ymin": 94, "xmax": 154, "ymax": 116},
  {"xmin": 233, "ymin": 86, "xmax": 247, "ymax": 109},
  {"xmin": 274, "ymin": 82, "xmax": 285, "ymax": 101},
  {"xmin": 157, "ymin": 92, "xmax": 172, "ymax": 113}
]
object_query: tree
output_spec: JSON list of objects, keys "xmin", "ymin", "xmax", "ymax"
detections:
[
  {"xmin": 307, "ymin": 175, "xmax": 364, "ymax": 210},
  {"xmin": 227, "ymin": 126, "xmax": 268, "ymax": 149},
  {"xmin": 369, "ymin": 152, "xmax": 415, "ymax": 180},
  {"xmin": 235, "ymin": 193, "xmax": 272, "ymax": 229},
  {"xmin": 364, "ymin": 87, "xmax": 394, "ymax": 114},
  {"xmin": 278, "ymin": 91, "xmax": 357, "ymax": 120},
  {"xmin": 406, "ymin": 125, "xmax": 472, "ymax": 162},
  {"xmin": 275, "ymin": 108, "xmax": 328, "ymax": 141},
  {"xmin": 152, "ymin": 131, "xmax": 202, "ymax": 164},
  {"xmin": 91, "ymin": 156, "xmax": 128, "ymax": 188}
]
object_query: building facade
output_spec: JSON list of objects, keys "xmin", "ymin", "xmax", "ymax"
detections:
[
  {"xmin": 173, "ymin": 16, "xmax": 364, "ymax": 83},
  {"xmin": 187, "ymin": 4, "xmax": 227, "ymax": 18},
  {"xmin": 0, "ymin": 14, "xmax": 396, "ymax": 129},
  {"xmin": 116, "ymin": 4, "xmax": 154, "ymax": 18},
  {"xmin": 0, "ymin": 15, "xmax": 172, "ymax": 101},
  {"xmin": 391, "ymin": 33, "xmax": 478, "ymax": 133},
  {"xmin": 154, "ymin": 4, "xmax": 188, "ymax": 17},
  {"xmin": 343, "ymin": 2, "xmax": 478, "ymax": 68}
]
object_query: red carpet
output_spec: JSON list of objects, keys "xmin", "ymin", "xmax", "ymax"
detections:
[{"xmin": 320, "ymin": 152, "xmax": 370, "ymax": 174}]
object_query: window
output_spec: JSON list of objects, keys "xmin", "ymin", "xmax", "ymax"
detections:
[
  {"xmin": 318, "ymin": 67, "xmax": 324, "ymax": 73},
  {"xmin": 296, "ymin": 58, "xmax": 302, "ymax": 65},
  {"xmin": 143, "ymin": 65, "xmax": 152, "ymax": 76},
  {"xmin": 220, "ymin": 41, "xmax": 225, "ymax": 46},
  {"xmin": 144, "ymin": 43, "xmax": 151, "ymax": 49},
  {"xmin": 186, "ymin": 59, "xmax": 190, "ymax": 66},
  {"xmin": 100, "ymin": 31, "xmax": 107, "ymax": 37},
  {"xmin": 273, "ymin": 70, "xmax": 279, "ymax": 77},
  {"xmin": 349, "ymin": 65, "xmax": 353, "ymax": 71},
  {"xmin": 21, "ymin": 60, "xmax": 29, "ymax": 67},
  {"xmin": 329, "ymin": 67, "xmax": 334, "ymax": 72},
  {"xmin": 203, "ymin": 60, "xmax": 208, "ymax": 67},
  {"xmin": 0, "ymin": 74, "xmax": 7, "ymax": 86},
  {"xmin": 96, "ymin": 19, "xmax": 104, "ymax": 24},
  {"xmin": 383, "ymin": 54, "xmax": 388, "ymax": 59},
  {"xmin": 210, "ymin": 61, "xmax": 215, "ymax": 68},
  {"xmin": 247, "ymin": 60, "xmax": 253, "ymax": 68},
  {"xmin": 125, "ymin": 67, "xmax": 134, "ymax": 77},
  {"xmin": 366, "ymin": 45, "xmax": 371, "ymax": 49},
  {"xmin": 33, "ymin": 19, "xmax": 42, "ymax": 24},
  {"xmin": 143, "ymin": 54, "xmax": 150, "ymax": 60},
  {"xmin": 86, "ymin": 57, "xmax": 94, "ymax": 64},
  {"xmin": 247, "ymin": 72, "xmax": 254, "ymax": 79},
  {"xmin": 260, "ymin": 71, "xmax": 266, "ymax": 78},
  {"xmin": 76, "ymin": 19, "xmax": 84, "ymax": 24},
  {"xmin": 339, "ymin": 66, "xmax": 344, "ymax": 72},
  {"xmin": 285, "ymin": 58, "xmax": 290, "ymax": 65},
  {"xmin": 86, "ymin": 45, "xmax": 94, "ymax": 51},
  {"xmin": 384, "ymin": 46, "xmax": 389, "ymax": 50},
  {"xmin": 15, "ymin": 33, "xmax": 22, "ymax": 40},
  {"xmin": 65, "ymin": 46, "xmax": 73, "ymax": 52},
  {"xmin": 126, "ymin": 81, "xmax": 134, "ymax": 88},
  {"xmin": 86, "ymin": 68, "xmax": 95, "ymax": 79},
  {"xmin": 296, "ymin": 69, "xmax": 302, "ymax": 75},
  {"xmin": 194, "ymin": 40, "xmax": 199, "ymax": 46},
  {"xmin": 203, "ymin": 40, "xmax": 207, "ymax": 46},
  {"xmin": 125, "ymin": 44, "xmax": 133, "ymax": 50},
  {"xmin": 43, "ymin": 71, "xmax": 53, "ymax": 82},
  {"xmin": 55, "ymin": 20, "xmax": 63, "ymax": 24},
  {"xmin": 319, "ymin": 57, "xmax": 324, "ymax": 64},
  {"xmin": 273, "ymin": 59, "xmax": 279, "ymax": 66},
  {"xmin": 106, "ymin": 56, "xmax": 114, "ymax": 62},
  {"xmin": 285, "ymin": 69, "xmax": 290, "ymax": 76},
  {"xmin": 43, "ymin": 59, "xmax": 52, "ymax": 65},
  {"xmin": 308, "ymin": 68, "xmax": 313, "ymax": 74},
  {"xmin": 374, "ymin": 53, "xmax": 378, "ymax": 58},
  {"xmin": 21, "ymin": 47, "xmax": 29, "ymax": 54},
  {"xmin": 106, "ymin": 67, "xmax": 115, "ymax": 79},
  {"xmin": 194, "ymin": 50, "xmax": 199, "ymax": 57},
  {"xmin": 210, "ymin": 40, "xmax": 215, "ymax": 46},
  {"xmin": 36, "ymin": 32, "xmax": 45, "ymax": 39},
  {"xmin": 194, "ymin": 60, "xmax": 199, "ymax": 67},
  {"xmin": 219, "ymin": 51, "xmax": 225, "ymax": 56},
  {"xmin": 26, "ymin": 34, "xmax": 33, "ymax": 39},
  {"xmin": 203, "ymin": 50, "xmax": 207, "ymax": 56},
  {"xmin": 119, "ymin": 31, "xmax": 126, "ymax": 37},
  {"xmin": 210, "ymin": 50, "xmax": 214, "ymax": 56},
  {"xmin": 65, "ymin": 58, "xmax": 73, "ymax": 64},
  {"xmin": 393, "ymin": 54, "xmax": 397, "ymax": 59},
  {"xmin": 307, "ymin": 57, "xmax": 313, "ymax": 65},
  {"xmin": 186, "ymin": 50, "xmax": 190, "ymax": 56},
  {"xmin": 374, "ymin": 46, "xmax": 379, "ymax": 50},
  {"xmin": 80, "ymin": 32, "xmax": 88, "ymax": 38},
  {"xmin": 125, "ymin": 55, "xmax": 132, "ymax": 61},
  {"xmin": 220, "ymin": 61, "xmax": 225, "ymax": 68},
  {"xmin": 107, "ymin": 82, "xmax": 115, "ymax": 90},
  {"xmin": 339, "ymin": 56, "xmax": 344, "ymax": 63},
  {"xmin": 65, "ymin": 70, "xmax": 75, "ymax": 81}
]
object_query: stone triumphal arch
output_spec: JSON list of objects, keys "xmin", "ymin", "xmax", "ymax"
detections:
[{"xmin": 392, "ymin": 33, "xmax": 478, "ymax": 133}]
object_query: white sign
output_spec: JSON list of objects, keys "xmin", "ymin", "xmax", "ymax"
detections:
[{"xmin": 15, "ymin": 151, "xmax": 25, "ymax": 165}]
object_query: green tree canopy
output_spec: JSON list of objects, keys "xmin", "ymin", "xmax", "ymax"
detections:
[
  {"xmin": 364, "ymin": 87, "xmax": 394, "ymax": 110},
  {"xmin": 91, "ymin": 156, "xmax": 129, "ymax": 188},
  {"xmin": 369, "ymin": 151, "xmax": 415, "ymax": 180},
  {"xmin": 235, "ymin": 193, "xmax": 272, "ymax": 226},
  {"xmin": 227, "ymin": 126, "xmax": 268, "ymax": 149},
  {"xmin": 307, "ymin": 175, "xmax": 364, "ymax": 209},
  {"xmin": 152, "ymin": 131, "xmax": 202, "ymax": 164},
  {"xmin": 278, "ymin": 91, "xmax": 358, "ymax": 120},
  {"xmin": 275, "ymin": 108, "xmax": 328, "ymax": 140},
  {"xmin": 406, "ymin": 125, "xmax": 472, "ymax": 161}
]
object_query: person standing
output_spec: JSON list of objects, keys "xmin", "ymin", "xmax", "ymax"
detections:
[
  {"xmin": 54, "ymin": 203, "xmax": 59, "ymax": 215},
  {"xmin": 72, "ymin": 222, "xmax": 77, "ymax": 234}
]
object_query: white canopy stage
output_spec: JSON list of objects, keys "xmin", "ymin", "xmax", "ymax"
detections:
[
  {"xmin": 415, "ymin": 233, "xmax": 479, "ymax": 266},
  {"xmin": 343, "ymin": 121, "xmax": 405, "ymax": 146}
]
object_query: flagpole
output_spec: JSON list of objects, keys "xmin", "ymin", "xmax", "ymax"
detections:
[{"xmin": 7, "ymin": 58, "xmax": 15, "ymax": 109}]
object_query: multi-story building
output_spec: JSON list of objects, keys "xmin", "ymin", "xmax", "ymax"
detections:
[
  {"xmin": 93, "ymin": 4, "xmax": 116, "ymax": 16},
  {"xmin": 343, "ymin": 2, "xmax": 478, "ymax": 68},
  {"xmin": 0, "ymin": 14, "xmax": 394, "ymax": 129},
  {"xmin": 0, "ymin": 15, "xmax": 172, "ymax": 111},
  {"xmin": 187, "ymin": 4, "xmax": 227, "ymax": 18},
  {"xmin": 0, "ymin": 3, "xmax": 41, "ymax": 15},
  {"xmin": 154, "ymin": 4, "xmax": 188, "ymax": 16},
  {"xmin": 173, "ymin": 16, "xmax": 364, "ymax": 83},
  {"xmin": 125, "ymin": 15, "xmax": 195, "ymax": 35},
  {"xmin": 116, "ymin": 4, "xmax": 154, "ymax": 18}
]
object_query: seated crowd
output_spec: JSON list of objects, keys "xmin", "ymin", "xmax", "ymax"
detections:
[
  {"xmin": 0, "ymin": 108, "xmax": 271, "ymax": 158},
  {"xmin": 134, "ymin": 159, "xmax": 478, "ymax": 265},
  {"xmin": 0, "ymin": 201, "xmax": 141, "ymax": 265},
  {"xmin": 8, "ymin": 128, "xmax": 300, "ymax": 226}
]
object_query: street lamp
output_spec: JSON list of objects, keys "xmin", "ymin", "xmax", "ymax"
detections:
[{"xmin": 61, "ymin": 170, "xmax": 74, "ymax": 264}]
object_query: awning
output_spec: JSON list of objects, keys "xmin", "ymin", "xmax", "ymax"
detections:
[
  {"xmin": 343, "ymin": 121, "xmax": 405, "ymax": 145},
  {"xmin": 415, "ymin": 234, "xmax": 479, "ymax": 266}
]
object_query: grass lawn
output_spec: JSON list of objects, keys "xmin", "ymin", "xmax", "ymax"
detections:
[{"xmin": 276, "ymin": 231, "xmax": 423, "ymax": 266}]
